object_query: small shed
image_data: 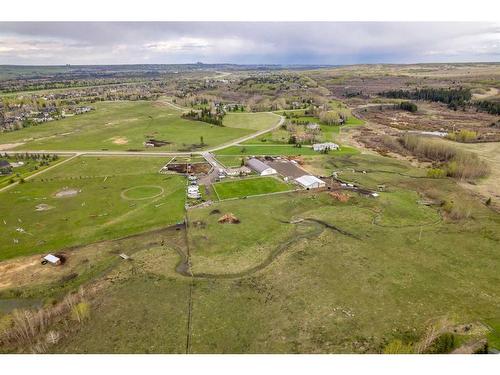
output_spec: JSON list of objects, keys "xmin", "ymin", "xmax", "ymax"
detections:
[
  {"xmin": 42, "ymin": 254, "xmax": 61, "ymax": 266},
  {"xmin": 295, "ymin": 175, "xmax": 326, "ymax": 189}
]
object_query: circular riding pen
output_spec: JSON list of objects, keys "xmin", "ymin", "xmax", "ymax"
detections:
[{"xmin": 120, "ymin": 185, "xmax": 165, "ymax": 201}]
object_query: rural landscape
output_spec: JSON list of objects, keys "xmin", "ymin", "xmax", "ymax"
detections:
[{"xmin": 0, "ymin": 58, "xmax": 499, "ymax": 354}]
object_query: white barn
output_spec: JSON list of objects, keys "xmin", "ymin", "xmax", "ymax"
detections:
[
  {"xmin": 295, "ymin": 175, "xmax": 326, "ymax": 189},
  {"xmin": 313, "ymin": 142, "xmax": 339, "ymax": 152},
  {"xmin": 246, "ymin": 158, "xmax": 277, "ymax": 176}
]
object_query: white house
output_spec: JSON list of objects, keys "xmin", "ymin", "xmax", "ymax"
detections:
[
  {"xmin": 246, "ymin": 158, "xmax": 277, "ymax": 176},
  {"xmin": 313, "ymin": 142, "xmax": 339, "ymax": 152},
  {"xmin": 295, "ymin": 175, "xmax": 326, "ymax": 189}
]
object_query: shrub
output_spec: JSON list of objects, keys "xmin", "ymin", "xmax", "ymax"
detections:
[
  {"xmin": 445, "ymin": 153, "xmax": 490, "ymax": 180},
  {"xmin": 398, "ymin": 101, "xmax": 418, "ymax": 112},
  {"xmin": 446, "ymin": 129, "xmax": 477, "ymax": 142},
  {"xmin": 427, "ymin": 333, "xmax": 456, "ymax": 354},
  {"xmin": 442, "ymin": 200, "xmax": 473, "ymax": 220},
  {"xmin": 383, "ymin": 339, "xmax": 414, "ymax": 354},
  {"xmin": 71, "ymin": 301, "xmax": 90, "ymax": 323},
  {"xmin": 427, "ymin": 168, "xmax": 446, "ymax": 179}
]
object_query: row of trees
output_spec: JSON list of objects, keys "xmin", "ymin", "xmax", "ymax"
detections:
[
  {"xmin": 182, "ymin": 108, "xmax": 225, "ymax": 126},
  {"xmin": 2, "ymin": 152, "xmax": 59, "ymax": 161},
  {"xmin": 381, "ymin": 87, "xmax": 471, "ymax": 109},
  {"xmin": 474, "ymin": 100, "xmax": 500, "ymax": 115}
]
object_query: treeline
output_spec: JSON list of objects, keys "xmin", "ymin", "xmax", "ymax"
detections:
[
  {"xmin": 381, "ymin": 88, "xmax": 471, "ymax": 109},
  {"xmin": 182, "ymin": 108, "xmax": 224, "ymax": 126},
  {"xmin": 399, "ymin": 134, "xmax": 489, "ymax": 180},
  {"xmin": 474, "ymin": 100, "xmax": 500, "ymax": 115},
  {"xmin": 2, "ymin": 152, "xmax": 59, "ymax": 162}
]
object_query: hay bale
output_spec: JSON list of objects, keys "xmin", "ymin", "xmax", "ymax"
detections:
[
  {"xmin": 329, "ymin": 191, "xmax": 350, "ymax": 202},
  {"xmin": 218, "ymin": 213, "xmax": 240, "ymax": 224}
]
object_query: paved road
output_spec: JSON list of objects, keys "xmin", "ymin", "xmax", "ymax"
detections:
[
  {"xmin": 1, "ymin": 103, "xmax": 285, "ymax": 157},
  {"xmin": 0, "ymin": 103, "xmax": 284, "ymax": 190}
]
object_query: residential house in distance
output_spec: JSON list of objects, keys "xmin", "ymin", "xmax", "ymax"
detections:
[
  {"xmin": 245, "ymin": 158, "xmax": 277, "ymax": 176},
  {"xmin": 306, "ymin": 123, "xmax": 320, "ymax": 131},
  {"xmin": 295, "ymin": 175, "xmax": 326, "ymax": 189},
  {"xmin": 313, "ymin": 142, "xmax": 339, "ymax": 152}
]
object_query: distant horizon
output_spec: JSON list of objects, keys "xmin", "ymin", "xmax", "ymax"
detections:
[
  {"xmin": 0, "ymin": 22, "xmax": 499, "ymax": 65},
  {"xmin": 1, "ymin": 61, "xmax": 499, "ymax": 68}
]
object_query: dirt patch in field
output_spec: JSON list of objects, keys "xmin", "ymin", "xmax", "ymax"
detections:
[
  {"xmin": 0, "ymin": 143, "xmax": 25, "ymax": 151},
  {"xmin": 110, "ymin": 136, "xmax": 129, "ymax": 145},
  {"xmin": 218, "ymin": 213, "xmax": 240, "ymax": 224},
  {"xmin": 35, "ymin": 204, "xmax": 54, "ymax": 212},
  {"xmin": 329, "ymin": 191, "xmax": 350, "ymax": 202},
  {"xmin": 54, "ymin": 188, "xmax": 80, "ymax": 198},
  {"xmin": 167, "ymin": 162, "xmax": 211, "ymax": 174}
]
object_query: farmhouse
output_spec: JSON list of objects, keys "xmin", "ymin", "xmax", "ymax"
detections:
[
  {"xmin": 295, "ymin": 175, "xmax": 326, "ymax": 189},
  {"xmin": 313, "ymin": 142, "xmax": 339, "ymax": 152},
  {"xmin": 246, "ymin": 158, "xmax": 277, "ymax": 176}
]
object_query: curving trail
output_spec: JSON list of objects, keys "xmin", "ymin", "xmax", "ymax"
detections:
[{"xmin": 175, "ymin": 219, "xmax": 359, "ymax": 280}]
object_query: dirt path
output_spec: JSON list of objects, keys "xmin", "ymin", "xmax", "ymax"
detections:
[
  {"xmin": 176, "ymin": 218, "xmax": 359, "ymax": 280},
  {"xmin": 472, "ymin": 87, "xmax": 499, "ymax": 100}
]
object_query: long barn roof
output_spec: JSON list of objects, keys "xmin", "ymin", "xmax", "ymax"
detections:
[{"xmin": 246, "ymin": 158, "xmax": 272, "ymax": 173}]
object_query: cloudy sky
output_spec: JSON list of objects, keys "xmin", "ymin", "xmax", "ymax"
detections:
[{"xmin": 0, "ymin": 22, "xmax": 499, "ymax": 65}]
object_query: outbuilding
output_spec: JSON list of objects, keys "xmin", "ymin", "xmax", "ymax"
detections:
[
  {"xmin": 312, "ymin": 142, "xmax": 339, "ymax": 152},
  {"xmin": 42, "ymin": 254, "xmax": 61, "ymax": 266},
  {"xmin": 245, "ymin": 158, "xmax": 277, "ymax": 176},
  {"xmin": 295, "ymin": 175, "xmax": 326, "ymax": 189}
]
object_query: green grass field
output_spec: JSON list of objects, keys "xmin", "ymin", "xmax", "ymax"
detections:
[
  {"xmin": 0, "ymin": 156, "xmax": 185, "ymax": 261},
  {"xmin": 213, "ymin": 177, "xmax": 292, "ymax": 200},
  {"xmin": 216, "ymin": 144, "xmax": 359, "ymax": 156},
  {"xmin": 0, "ymin": 101, "xmax": 277, "ymax": 152},
  {"xmin": 223, "ymin": 112, "xmax": 280, "ymax": 130},
  {"xmin": 1, "ymin": 149, "xmax": 500, "ymax": 354}
]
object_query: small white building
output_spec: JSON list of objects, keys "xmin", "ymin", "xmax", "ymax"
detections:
[
  {"xmin": 313, "ymin": 142, "xmax": 339, "ymax": 152},
  {"xmin": 246, "ymin": 158, "xmax": 277, "ymax": 176},
  {"xmin": 307, "ymin": 123, "xmax": 320, "ymax": 131},
  {"xmin": 295, "ymin": 175, "xmax": 326, "ymax": 189},
  {"xmin": 42, "ymin": 254, "xmax": 61, "ymax": 266}
]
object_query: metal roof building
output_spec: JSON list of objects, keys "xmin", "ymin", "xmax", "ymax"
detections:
[
  {"xmin": 245, "ymin": 158, "xmax": 277, "ymax": 176},
  {"xmin": 295, "ymin": 175, "xmax": 326, "ymax": 189}
]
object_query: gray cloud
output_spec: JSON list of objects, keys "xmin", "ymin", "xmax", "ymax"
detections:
[{"xmin": 0, "ymin": 22, "xmax": 498, "ymax": 65}]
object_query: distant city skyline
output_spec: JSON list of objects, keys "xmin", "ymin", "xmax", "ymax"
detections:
[{"xmin": 0, "ymin": 22, "xmax": 499, "ymax": 65}]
